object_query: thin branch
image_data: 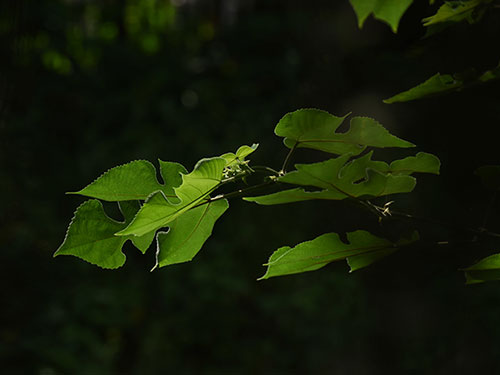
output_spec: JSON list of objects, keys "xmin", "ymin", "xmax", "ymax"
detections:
[
  {"xmin": 280, "ymin": 142, "xmax": 298, "ymax": 174},
  {"xmin": 191, "ymin": 181, "xmax": 275, "ymax": 209}
]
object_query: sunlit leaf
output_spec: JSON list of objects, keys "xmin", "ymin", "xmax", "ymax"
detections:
[
  {"xmin": 54, "ymin": 200, "xmax": 129, "ymax": 268},
  {"xmin": 69, "ymin": 160, "xmax": 186, "ymax": 201},
  {"xmin": 116, "ymin": 157, "xmax": 226, "ymax": 237},
  {"xmin": 259, "ymin": 230, "xmax": 401, "ymax": 279},
  {"xmin": 154, "ymin": 199, "xmax": 229, "ymax": 268},
  {"xmin": 118, "ymin": 201, "xmax": 156, "ymax": 253},
  {"xmin": 220, "ymin": 143, "xmax": 259, "ymax": 166},
  {"xmin": 463, "ymin": 253, "xmax": 500, "ymax": 284},
  {"xmin": 349, "ymin": 0, "xmax": 413, "ymax": 33},
  {"xmin": 245, "ymin": 152, "xmax": 417, "ymax": 205},
  {"xmin": 275, "ymin": 109, "xmax": 414, "ymax": 155}
]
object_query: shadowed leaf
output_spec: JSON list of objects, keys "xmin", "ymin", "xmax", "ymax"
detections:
[{"xmin": 463, "ymin": 253, "xmax": 500, "ymax": 284}]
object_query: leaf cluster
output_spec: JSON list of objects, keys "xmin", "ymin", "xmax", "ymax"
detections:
[{"xmin": 56, "ymin": 109, "xmax": 441, "ymax": 280}]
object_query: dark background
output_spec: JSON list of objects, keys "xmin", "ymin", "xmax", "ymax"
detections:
[{"xmin": 1, "ymin": 1, "xmax": 500, "ymax": 374}]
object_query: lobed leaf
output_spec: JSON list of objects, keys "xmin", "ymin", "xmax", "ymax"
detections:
[
  {"xmin": 259, "ymin": 230, "xmax": 412, "ymax": 279},
  {"xmin": 116, "ymin": 157, "xmax": 227, "ymax": 237},
  {"xmin": 275, "ymin": 109, "xmax": 414, "ymax": 155},
  {"xmin": 388, "ymin": 152, "xmax": 440, "ymax": 175},
  {"xmin": 69, "ymin": 160, "xmax": 186, "ymax": 201},
  {"xmin": 349, "ymin": 0, "xmax": 414, "ymax": 33},
  {"xmin": 463, "ymin": 253, "xmax": 500, "ymax": 284},
  {"xmin": 54, "ymin": 200, "xmax": 129, "ymax": 268},
  {"xmin": 154, "ymin": 199, "xmax": 229, "ymax": 269},
  {"xmin": 245, "ymin": 152, "xmax": 419, "ymax": 205}
]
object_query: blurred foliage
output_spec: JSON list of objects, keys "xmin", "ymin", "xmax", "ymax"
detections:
[{"xmin": 1, "ymin": 0, "xmax": 500, "ymax": 374}]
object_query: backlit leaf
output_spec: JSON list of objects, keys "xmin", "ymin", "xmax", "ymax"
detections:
[
  {"xmin": 154, "ymin": 199, "xmax": 229, "ymax": 268},
  {"xmin": 349, "ymin": 0, "xmax": 413, "ymax": 33},
  {"xmin": 70, "ymin": 160, "xmax": 186, "ymax": 201},
  {"xmin": 118, "ymin": 201, "xmax": 156, "ymax": 253},
  {"xmin": 275, "ymin": 109, "xmax": 414, "ymax": 155},
  {"xmin": 259, "ymin": 230, "xmax": 399, "ymax": 279},
  {"xmin": 245, "ymin": 152, "xmax": 417, "ymax": 205},
  {"xmin": 116, "ymin": 157, "xmax": 226, "ymax": 237},
  {"xmin": 54, "ymin": 200, "xmax": 129, "ymax": 269}
]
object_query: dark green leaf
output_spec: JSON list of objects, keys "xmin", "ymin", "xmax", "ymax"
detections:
[
  {"xmin": 479, "ymin": 61, "xmax": 500, "ymax": 83},
  {"xmin": 422, "ymin": 0, "xmax": 491, "ymax": 27},
  {"xmin": 463, "ymin": 253, "xmax": 500, "ymax": 284},
  {"xmin": 347, "ymin": 230, "xmax": 419, "ymax": 271},
  {"xmin": 384, "ymin": 73, "xmax": 463, "ymax": 103},
  {"xmin": 154, "ymin": 199, "xmax": 229, "ymax": 268},
  {"xmin": 388, "ymin": 152, "xmax": 440, "ymax": 175}
]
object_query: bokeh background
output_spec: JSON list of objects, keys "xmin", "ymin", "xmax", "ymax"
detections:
[{"xmin": 2, "ymin": 1, "xmax": 500, "ymax": 374}]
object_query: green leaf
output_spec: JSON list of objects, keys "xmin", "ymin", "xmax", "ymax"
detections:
[
  {"xmin": 479, "ymin": 61, "xmax": 500, "ymax": 83},
  {"xmin": 384, "ymin": 73, "xmax": 463, "ymax": 103},
  {"xmin": 475, "ymin": 166, "xmax": 500, "ymax": 191},
  {"xmin": 158, "ymin": 160, "xmax": 187, "ymax": 187},
  {"xmin": 69, "ymin": 160, "xmax": 186, "ymax": 201},
  {"xmin": 275, "ymin": 109, "xmax": 414, "ymax": 155},
  {"xmin": 388, "ymin": 152, "xmax": 441, "ymax": 175},
  {"xmin": 118, "ymin": 201, "xmax": 156, "ymax": 253},
  {"xmin": 422, "ymin": 0, "xmax": 491, "ymax": 27},
  {"xmin": 116, "ymin": 157, "xmax": 226, "ymax": 237},
  {"xmin": 154, "ymin": 199, "xmax": 229, "ymax": 268},
  {"xmin": 463, "ymin": 253, "xmax": 500, "ymax": 284},
  {"xmin": 259, "ymin": 230, "xmax": 400, "ymax": 279},
  {"xmin": 220, "ymin": 143, "xmax": 259, "ymax": 166},
  {"xmin": 349, "ymin": 0, "xmax": 413, "ymax": 33},
  {"xmin": 243, "ymin": 188, "xmax": 345, "ymax": 205},
  {"xmin": 54, "ymin": 200, "xmax": 129, "ymax": 269},
  {"xmin": 347, "ymin": 230, "xmax": 419, "ymax": 271},
  {"xmin": 245, "ymin": 152, "xmax": 417, "ymax": 205}
]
